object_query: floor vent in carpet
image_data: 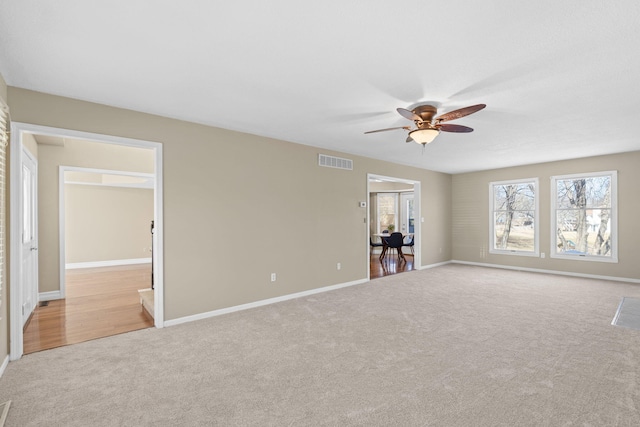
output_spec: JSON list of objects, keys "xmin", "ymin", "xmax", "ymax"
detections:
[{"xmin": 612, "ymin": 297, "xmax": 640, "ymax": 330}]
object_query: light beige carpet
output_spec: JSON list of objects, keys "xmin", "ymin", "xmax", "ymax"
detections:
[{"xmin": 1, "ymin": 264, "xmax": 640, "ymax": 426}]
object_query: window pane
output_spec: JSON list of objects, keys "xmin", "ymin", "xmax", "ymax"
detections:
[
  {"xmin": 556, "ymin": 208, "xmax": 612, "ymax": 256},
  {"xmin": 494, "ymin": 211, "xmax": 535, "ymax": 251},
  {"xmin": 407, "ymin": 199, "xmax": 414, "ymax": 233},
  {"xmin": 377, "ymin": 194, "xmax": 396, "ymax": 232},
  {"xmin": 494, "ymin": 183, "xmax": 535, "ymax": 211},
  {"xmin": 556, "ymin": 176, "xmax": 610, "ymax": 209}
]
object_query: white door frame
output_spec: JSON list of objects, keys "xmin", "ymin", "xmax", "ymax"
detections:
[
  {"xmin": 9, "ymin": 122, "xmax": 165, "ymax": 361},
  {"xmin": 367, "ymin": 173, "xmax": 421, "ymax": 279}
]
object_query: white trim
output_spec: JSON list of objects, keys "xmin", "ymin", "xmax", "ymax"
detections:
[
  {"xmin": 58, "ymin": 167, "xmax": 66, "ymax": 299},
  {"xmin": 63, "ymin": 166, "xmax": 154, "ymax": 189},
  {"xmin": 0, "ymin": 355, "xmax": 8, "ymax": 378},
  {"xmin": 61, "ymin": 166, "xmax": 154, "ymax": 177},
  {"xmin": 66, "ymin": 180, "xmax": 154, "ymax": 189},
  {"xmin": 62, "ymin": 166, "xmax": 154, "ymax": 176},
  {"xmin": 66, "ymin": 258, "xmax": 152, "ymax": 270},
  {"xmin": 451, "ymin": 260, "xmax": 640, "ymax": 284},
  {"xmin": 165, "ymin": 278, "xmax": 369, "ymax": 327},
  {"xmin": 419, "ymin": 260, "xmax": 452, "ymax": 270},
  {"xmin": 154, "ymin": 146, "xmax": 164, "ymax": 328},
  {"xmin": 9, "ymin": 122, "xmax": 165, "ymax": 361},
  {"xmin": 39, "ymin": 291, "xmax": 63, "ymax": 302}
]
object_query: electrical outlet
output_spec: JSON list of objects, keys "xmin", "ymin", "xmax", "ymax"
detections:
[
  {"xmin": 337, "ymin": 263, "xmax": 341, "ymax": 270},
  {"xmin": 270, "ymin": 273, "xmax": 276, "ymax": 282},
  {"xmin": 541, "ymin": 252, "xmax": 546, "ymax": 258}
]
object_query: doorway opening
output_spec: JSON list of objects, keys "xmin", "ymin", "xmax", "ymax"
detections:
[
  {"xmin": 368, "ymin": 174, "xmax": 420, "ymax": 279},
  {"xmin": 9, "ymin": 123, "xmax": 164, "ymax": 360}
]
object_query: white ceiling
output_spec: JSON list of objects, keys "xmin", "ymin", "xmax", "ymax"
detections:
[{"xmin": 1, "ymin": 1, "xmax": 639, "ymax": 174}]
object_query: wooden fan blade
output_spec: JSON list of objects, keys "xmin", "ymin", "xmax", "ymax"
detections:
[
  {"xmin": 438, "ymin": 123, "xmax": 474, "ymax": 133},
  {"xmin": 364, "ymin": 126, "xmax": 410, "ymax": 134},
  {"xmin": 435, "ymin": 104, "xmax": 486, "ymax": 123},
  {"xmin": 396, "ymin": 108, "xmax": 422, "ymax": 122}
]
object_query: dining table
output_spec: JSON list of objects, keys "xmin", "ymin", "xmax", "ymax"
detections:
[{"xmin": 373, "ymin": 232, "xmax": 413, "ymax": 260}]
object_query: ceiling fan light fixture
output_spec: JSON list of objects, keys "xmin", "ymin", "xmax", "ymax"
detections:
[{"xmin": 409, "ymin": 128, "xmax": 440, "ymax": 145}]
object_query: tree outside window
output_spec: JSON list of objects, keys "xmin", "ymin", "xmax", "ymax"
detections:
[
  {"xmin": 490, "ymin": 178, "xmax": 538, "ymax": 255},
  {"xmin": 552, "ymin": 172, "xmax": 616, "ymax": 261}
]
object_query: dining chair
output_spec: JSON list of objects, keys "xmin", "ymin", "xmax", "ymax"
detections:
[
  {"xmin": 380, "ymin": 232, "xmax": 404, "ymax": 261},
  {"xmin": 402, "ymin": 235, "xmax": 415, "ymax": 255},
  {"xmin": 369, "ymin": 237, "xmax": 384, "ymax": 255}
]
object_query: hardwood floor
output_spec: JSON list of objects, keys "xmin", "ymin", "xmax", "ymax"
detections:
[
  {"xmin": 370, "ymin": 251, "xmax": 415, "ymax": 279},
  {"xmin": 23, "ymin": 264, "xmax": 154, "ymax": 354}
]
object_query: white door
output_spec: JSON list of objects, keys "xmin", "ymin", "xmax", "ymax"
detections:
[
  {"xmin": 400, "ymin": 193, "xmax": 415, "ymax": 235},
  {"xmin": 21, "ymin": 149, "xmax": 38, "ymax": 327}
]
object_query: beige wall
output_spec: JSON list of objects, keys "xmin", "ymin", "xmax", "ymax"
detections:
[
  {"xmin": 0, "ymin": 73, "xmax": 7, "ymax": 363},
  {"xmin": 452, "ymin": 151, "xmax": 640, "ymax": 281},
  {"xmin": 22, "ymin": 132, "xmax": 38, "ymax": 159},
  {"xmin": 65, "ymin": 184, "xmax": 154, "ymax": 264},
  {"xmin": 37, "ymin": 139, "xmax": 154, "ymax": 292},
  {"xmin": 7, "ymin": 88, "xmax": 452, "ymax": 321}
]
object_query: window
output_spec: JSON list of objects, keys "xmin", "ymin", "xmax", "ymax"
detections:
[
  {"xmin": 551, "ymin": 171, "xmax": 617, "ymax": 262},
  {"xmin": 490, "ymin": 178, "xmax": 538, "ymax": 256},
  {"xmin": 376, "ymin": 193, "xmax": 397, "ymax": 233}
]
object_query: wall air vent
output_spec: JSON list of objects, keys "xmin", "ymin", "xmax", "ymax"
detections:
[{"xmin": 318, "ymin": 154, "xmax": 353, "ymax": 171}]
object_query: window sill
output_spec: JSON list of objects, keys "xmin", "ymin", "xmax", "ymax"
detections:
[{"xmin": 550, "ymin": 253, "xmax": 618, "ymax": 263}]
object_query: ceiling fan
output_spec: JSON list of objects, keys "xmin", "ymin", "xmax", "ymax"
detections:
[{"xmin": 364, "ymin": 103, "xmax": 486, "ymax": 146}]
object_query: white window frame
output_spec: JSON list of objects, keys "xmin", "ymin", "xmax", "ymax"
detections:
[
  {"xmin": 550, "ymin": 170, "xmax": 617, "ymax": 263},
  {"xmin": 489, "ymin": 177, "xmax": 539, "ymax": 257}
]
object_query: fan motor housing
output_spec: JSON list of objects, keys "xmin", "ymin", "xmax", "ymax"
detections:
[{"xmin": 413, "ymin": 105, "xmax": 438, "ymax": 123}]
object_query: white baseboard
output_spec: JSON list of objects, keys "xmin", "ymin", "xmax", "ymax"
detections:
[
  {"xmin": 419, "ymin": 260, "xmax": 452, "ymax": 270},
  {"xmin": 66, "ymin": 258, "xmax": 152, "ymax": 270},
  {"xmin": 451, "ymin": 260, "xmax": 640, "ymax": 284},
  {"xmin": 0, "ymin": 355, "xmax": 8, "ymax": 379},
  {"xmin": 165, "ymin": 277, "xmax": 369, "ymax": 327},
  {"xmin": 39, "ymin": 291, "xmax": 63, "ymax": 301}
]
